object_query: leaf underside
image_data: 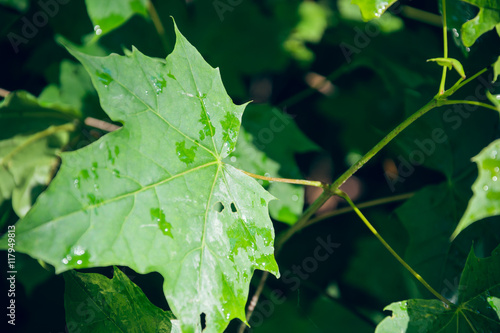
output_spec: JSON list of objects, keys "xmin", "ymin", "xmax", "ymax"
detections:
[{"xmin": 4, "ymin": 23, "xmax": 279, "ymax": 333}]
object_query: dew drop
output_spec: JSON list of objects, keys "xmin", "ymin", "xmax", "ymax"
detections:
[
  {"xmin": 292, "ymin": 195, "xmax": 299, "ymax": 201},
  {"xmin": 493, "ymin": 176, "xmax": 498, "ymax": 182},
  {"xmin": 94, "ymin": 25, "xmax": 102, "ymax": 35},
  {"xmin": 230, "ymin": 156, "xmax": 237, "ymax": 163},
  {"xmin": 452, "ymin": 28, "xmax": 459, "ymax": 38},
  {"xmin": 495, "ymin": 167, "xmax": 500, "ymax": 173},
  {"xmin": 483, "ymin": 185, "xmax": 489, "ymax": 191}
]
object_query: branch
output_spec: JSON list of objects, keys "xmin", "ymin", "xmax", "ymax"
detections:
[{"xmin": 238, "ymin": 170, "xmax": 326, "ymax": 188}]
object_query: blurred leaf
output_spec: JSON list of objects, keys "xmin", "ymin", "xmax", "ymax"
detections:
[
  {"xmin": 16, "ymin": 253, "xmax": 54, "ymax": 295},
  {"xmin": 253, "ymin": 295, "xmax": 373, "ymax": 333},
  {"xmin": 4, "ymin": 24, "xmax": 279, "ymax": 332},
  {"xmin": 351, "ymin": 0, "xmax": 397, "ymax": 21},
  {"xmin": 64, "ymin": 266, "xmax": 177, "ymax": 333},
  {"xmin": 461, "ymin": 7, "xmax": 500, "ymax": 47},
  {"xmin": 427, "ymin": 57, "xmax": 466, "ymax": 79},
  {"xmin": 283, "ymin": 2, "xmax": 330, "ymax": 63},
  {"xmin": 0, "ymin": 91, "xmax": 78, "ymax": 217},
  {"xmin": 376, "ymin": 245, "xmax": 500, "ymax": 332},
  {"xmin": 84, "ymin": 0, "xmax": 148, "ymax": 37},
  {"xmin": 226, "ymin": 104, "xmax": 320, "ymax": 224},
  {"xmin": 452, "ymin": 139, "xmax": 500, "ymax": 239},
  {"xmin": 441, "ymin": 0, "xmax": 477, "ymax": 53},
  {"xmin": 0, "ymin": 0, "xmax": 28, "ymax": 12}
]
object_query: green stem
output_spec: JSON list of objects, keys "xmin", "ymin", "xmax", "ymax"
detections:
[
  {"xmin": 451, "ymin": 67, "xmax": 489, "ymax": 92},
  {"xmin": 1, "ymin": 122, "xmax": 77, "ymax": 168},
  {"xmin": 147, "ymin": 0, "xmax": 171, "ymax": 54},
  {"xmin": 439, "ymin": 0, "xmax": 448, "ymax": 95},
  {"xmin": 303, "ymin": 192, "xmax": 415, "ymax": 228},
  {"xmin": 330, "ymin": 99, "xmax": 437, "ymax": 191},
  {"xmin": 336, "ymin": 190, "xmax": 453, "ymax": 306},
  {"xmin": 239, "ymin": 170, "xmax": 325, "ymax": 188},
  {"xmin": 440, "ymin": 100, "xmax": 499, "ymax": 112}
]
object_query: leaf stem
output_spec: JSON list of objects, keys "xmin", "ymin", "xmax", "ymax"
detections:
[
  {"xmin": 438, "ymin": 0, "xmax": 448, "ymax": 95},
  {"xmin": 336, "ymin": 190, "xmax": 453, "ymax": 306},
  {"xmin": 330, "ymin": 98, "xmax": 437, "ymax": 191},
  {"xmin": 439, "ymin": 100, "xmax": 499, "ymax": 112},
  {"xmin": 147, "ymin": 0, "xmax": 171, "ymax": 54},
  {"xmin": 238, "ymin": 170, "xmax": 325, "ymax": 188},
  {"xmin": 303, "ymin": 192, "xmax": 415, "ymax": 228},
  {"xmin": 0, "ymin": 122, "xmax": 77, "ymax": 167}
]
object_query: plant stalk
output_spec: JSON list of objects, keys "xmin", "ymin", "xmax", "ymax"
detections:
[{"xmin": 330, "ymin": 99, "xmax": 437, "ymax": 191}]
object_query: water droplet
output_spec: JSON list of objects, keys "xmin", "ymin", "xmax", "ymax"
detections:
[
  {"xmin": 230, "ymin": 156, "xmax": 237, "ymax": 163},
  {"xmin": 73, "ymin": 178, "xmax": 80, "ymax": 189},
  {"xmin": 292, "ymin": 195, "xmax": 299, "ymax": 201},
  {"xmin": 493, "ymin": 176, "xmax": 498, "ymax": 182},
  {"xmin": 94, "ymin": 184, "xmax": 99, "ymax": 192},
  {"xmin": 495, "ymin": 167, "xmax": 500, "ymax": 173},
  {"xmin": 483, "ymin": 185, "xmax": 489, "ymax": 191},
  {"xmin": 94, "ymin": 25, "xmax": 102, "ymax": 35},
  {"xmin": 452, "ymin": 28, "xmax": 459, "ymax": 38},
  {"xmin": 145, "ymin": 90, "xmax": 149, "ymax": 95}
]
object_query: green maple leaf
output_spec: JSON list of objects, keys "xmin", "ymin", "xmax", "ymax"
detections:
[{"xmin": 2, "ymin": 23, "xmax": 279, "ymax": 332}]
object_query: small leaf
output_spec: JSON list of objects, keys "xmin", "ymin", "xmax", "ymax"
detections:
[
  {"xmin": 376, "ymin": 245, "xmax": 500, "ymax": 332},
  {"xmin": 351, "ymin": 0, "xmax": 398, "ymax": 21},
  {"xmin": 84, "ymin": 0, "xmax": 148, "ymax": 37},
  {"xmin": 427, "ymin": 57, "xmax": 466, "ymax": 79},
  {"xmin": 461, "ymin": 7, "xmax": 500, "ymax": 47},
  {"xmin": 452, "ymin": 139, "xmax": 500, "ymax": 239},
  {"xmin": 64, "ymin": 266, "xmax": 177, "ymax": 332}
]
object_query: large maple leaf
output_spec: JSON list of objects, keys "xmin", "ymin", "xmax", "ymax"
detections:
[{"xmin": 3, "ymin": 23, "xmax": 279, "ymax": 332}]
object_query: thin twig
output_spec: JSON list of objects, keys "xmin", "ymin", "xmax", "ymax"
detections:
[
  {"xmin": 238, "ymin": 271, "xmax": 269, "ymax": 333},
  {"xmin": 84, "ymin": 117, "xmax": 121, "ymax": 132},
  {"xmin": 336, "ymin": 190, "xmax": 453, "ymax": 306},
  {"xmin": 239, "ymin": 169, "xmax": 325, "ymax": 188}
]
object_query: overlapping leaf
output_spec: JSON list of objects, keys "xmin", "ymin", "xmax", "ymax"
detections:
[
  {"xmin": 2, "ymin": 24, "xmax": 279, "ymax": 332},
  {"xmin": 64, "ymin": 266, "xmax": 178, "ymax": 333},
  {"xmin": 0, "ymin": 91, "xmax": 78, "ymax": 217},
  {"xmin": 375, "ymin": 245, "xmax": 500, "ymax": 332}
]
